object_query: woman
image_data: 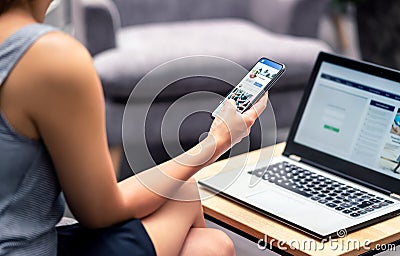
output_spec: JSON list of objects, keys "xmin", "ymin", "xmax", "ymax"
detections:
[{"xmin": 0, "ymin": 0, "xmax": 267, "ymax": 255}]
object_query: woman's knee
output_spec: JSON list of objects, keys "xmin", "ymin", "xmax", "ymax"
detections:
[{"xmin": 208, "ymin": 229, "xmax": 235, "ymax": 256}]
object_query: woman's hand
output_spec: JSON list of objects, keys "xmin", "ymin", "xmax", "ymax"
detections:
[{"xmin": 208, "ymin": 94, "xmax": 268, "ymax": 153}]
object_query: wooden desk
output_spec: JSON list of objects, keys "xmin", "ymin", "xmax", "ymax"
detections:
[{"xmin": 195, "ymin": 143, "xmax": 400, "ymax": 256}]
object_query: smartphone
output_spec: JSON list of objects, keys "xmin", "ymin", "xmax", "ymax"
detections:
[{"xmin": 212, "ymin": 57, "xmax": 285, "ymax": 117}]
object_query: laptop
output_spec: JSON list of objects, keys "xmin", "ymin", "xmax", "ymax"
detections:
[{"xmin": 199, "ymin": 52, "xmax": 400, "ymax": 239}]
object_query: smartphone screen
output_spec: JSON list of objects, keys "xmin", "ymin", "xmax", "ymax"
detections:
[{"xmin": 212, "ymin": 57, "xmax": 285, "ymax": 117}]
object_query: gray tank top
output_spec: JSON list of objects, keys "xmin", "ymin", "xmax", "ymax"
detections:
[{"xmin": 0, "ymin": 24, "xmax": 65, "ymax": 255}]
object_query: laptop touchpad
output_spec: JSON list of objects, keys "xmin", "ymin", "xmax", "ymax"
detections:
[{"xmin": 246, "ymin": 189, "xmax": 307, "ymax": 215}]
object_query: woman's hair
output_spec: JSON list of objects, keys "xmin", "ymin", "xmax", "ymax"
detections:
[{"xmin": 0, "ymin": 0, "xmax": 16, "ymax": 14}]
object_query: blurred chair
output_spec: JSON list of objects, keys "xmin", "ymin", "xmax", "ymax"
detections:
[{"xmin": 71, "ymin": 0, "xmax": 332, "ymax": 174}]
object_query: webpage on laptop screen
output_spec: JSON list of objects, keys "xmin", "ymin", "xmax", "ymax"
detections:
[{"xmin": 295, "ymin": 62, "xmax": 400, "ymax": 180}]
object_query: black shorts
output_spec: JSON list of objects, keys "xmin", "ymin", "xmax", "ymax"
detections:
[{"xmin": 57, "ymin": 219, "xmax": 156, "ymax": 256}]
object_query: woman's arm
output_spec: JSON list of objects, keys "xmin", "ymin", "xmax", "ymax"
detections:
[{"xmin": 23, "ymin": 32, "xmax": 266, "ymax": 228}]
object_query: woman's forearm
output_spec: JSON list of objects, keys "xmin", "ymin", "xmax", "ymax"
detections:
[{"xmin": 117, "ymin": 134, "xmax": 229, "ymax": 219}]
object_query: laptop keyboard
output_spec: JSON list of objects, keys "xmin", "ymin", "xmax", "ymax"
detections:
[{"xmin": 248, "ymin": 161, "xmax": 395, "ymax": 218}]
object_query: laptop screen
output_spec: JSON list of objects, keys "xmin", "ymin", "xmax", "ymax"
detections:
[{"xmin": 293, "ymin": 61, "xmax": 400, "ymax": 181}]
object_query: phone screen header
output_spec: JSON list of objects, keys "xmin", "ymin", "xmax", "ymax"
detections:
[{"xmin": 260, "ymin": 58, "xmax": 284, "ymax": 71}]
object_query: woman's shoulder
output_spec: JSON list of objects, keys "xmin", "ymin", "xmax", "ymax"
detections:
[
  {"xmin": 30, "ymin": 30, "xmax": 93, "ymax": 75},
  {"xmin": 34, "ymin": 29, "xmax": 85, "ymax": 53},
  {"xmin": 19, "ymin": 29, "xmax": 99, "ymax": 93},
  {"xmin": 10, "ymin": 28, "xmax": 102, "ymax": 125}
]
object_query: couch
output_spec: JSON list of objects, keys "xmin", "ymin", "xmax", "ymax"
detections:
[{"xmin": 71, "ymin": 0, "xmax": 332, "ymax": 174}]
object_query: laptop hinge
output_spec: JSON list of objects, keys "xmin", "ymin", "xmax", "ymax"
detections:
[
  {"xmin": 390, "ymin": 193, "xmax": 400, "ymax": 201},
  {"xmin": 288, "ymin": 154, "xmax": 301, "ymax": 162}
]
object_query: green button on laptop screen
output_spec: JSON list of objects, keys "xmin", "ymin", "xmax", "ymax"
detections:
[{"xmin": 323, "ymin": 124, "xmax": 340, "ymax": 133}]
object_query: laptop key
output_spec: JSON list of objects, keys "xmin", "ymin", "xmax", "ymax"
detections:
[
  {"xmin": 384, "ymin": 200, "xmax": 394, "ymax": 204},
  {"xmin": 357, "ymin": 201, "xmax": 373, "ymax": 208},
  {"xmin": 335, "ymin": 206, "xmax": 345, "ymax": 211},
  {"xmin": 326, "ymin": 203, "xmax": 337, "ymax": 208},
  {"xmin": 343, "ymin": 210, "xmax": 352, "ymax": 214},
  {"xmin": 318, "ymin": 199, "xmax": 328, "ymax": 204},
  {"xmin": 274, "ymin": 181, "xmax": 312, "ymax": 198},
  {"xmin": 350, "ymin": 213, "xmax": 360, "ymax": 217},
  {"xmin": 353, "ymin": 197, "xmax": 363, "ymax": 202},
  {"xmin": 365, "ymin": 207, "xmax": 374, "ymax": 212},
  {"xmin": 311, "ymin": 196, "xmax": 320, "ymax": 201},
  {"xmin": 254, "ymin": 169, "xmax": 265, "ymax": 177}
]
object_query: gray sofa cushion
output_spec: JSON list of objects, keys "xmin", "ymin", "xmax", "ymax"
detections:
[
  {"xmin": 95, "ymin": 19, "xmax": 331, "ymax": 100},
  {"xmin": 113, "ymin": 0, "xmax": 248, "ymax": 27}
]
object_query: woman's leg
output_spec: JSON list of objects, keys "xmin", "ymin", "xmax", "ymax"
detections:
[
  {"xmin": 141, "ymin": 192, "xmax": 235, "ymax": 256},
  {"xmin": 179, "ymin": 227, "xmax": 235, "ymax": 256}
]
